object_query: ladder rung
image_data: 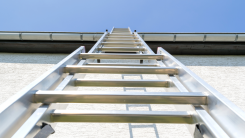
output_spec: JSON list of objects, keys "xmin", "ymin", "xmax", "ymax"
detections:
[
  {"xmin": 75, "ymin": 79, "xmax": 170, "ymax": 87},
  {"xmin": 34, "ymin": 91, "xmax": 207, "ymax": 105},
  {"xmin": 112, "ymin": 32, "xmax": 130, "ymax": 33},
  {"xmin": 113, "ymin": 29, "xmax": 129, "ymax": 30},
  {"xmin": 99, "ymin": 45, "xmax": 138, "ymax": 47},
  {"xmin": 130, "ymin": 125, "xmax": 155, "ymax": 128},
  {"xmin": 98, "ymin": 47, "xmax": 145, "ymax": 52},
  {"xmin": 64, "ymin": 66, "xmax": 178, "ymax": 74},
  {"xmin": 122, "ymin": 74, "xmax": 143, "ymax": 77},
  {"xmin": 113, "ymin": 29, "xmax": 129, "ymax": 31},
  {"xmin": 84, "ymin": 63, "xmax": 159, "ymax": 66},
  {"xmin": 127, "ymin": 104, "xmax": 149, "ymax": 107},
  {"xmin": 106, "ymin": 36, "xmax": 137, "ymax": 38},
  {"xmin": 114, "ymin": 28, "xmax": 129, "ymax": 29},
  {"xmin": 124, "ymin": 88, "xmax": 146, "ymax": 90},
  {"xmin": 104, "ymin": 39, "xmax": 140, "ymax": 41},
  {"xmin": 101, "ymin": 42, "xmax": 142, "ymax": 45},
  {"xmin": 109, "ymin": 35, "xmax": 135, "ymax": 37},
  {"xmin": 109, "ymin": 33, "xmax": 134, "ymax": 36},
  {"xmin": 50, "ymin": 110, "xmax": 194, "ymax": 124},
  {"xmin": 80, "ymin": 53, "xmax": 163, "ymax": 60}
]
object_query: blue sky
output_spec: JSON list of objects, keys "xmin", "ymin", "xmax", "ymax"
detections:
[{"xmin": 0, "ymin": 0, "xmax": 245, "ymax": 32}]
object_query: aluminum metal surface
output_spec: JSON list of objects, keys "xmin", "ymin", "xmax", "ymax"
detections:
[
  {"xmin": 65, "ymin": 66, "xmax": 178, "ymax": 74},
  {"xmin": 103, "ymin": 39, "xmax": 140, "ymax": 42},
  {"xmin": 12, "ymin": 75, "xmax": 76, "ymax": 138},
  {"xmin": 113, "ymin": 31, "xmax": 131, "ymax": 33},
  {"xmin": 176, "ymin": 34, "xmax": 204, "ymax": 41},
  {"xmin": 34, "ymin": 91, "xmax": 207, "ymax": 105},
  {"xmin": 51, "ymin": 110, "xmax": 194, "ymax": 124},
  {"xmin": 158, "ymin": 47, "xmax": 245, "ymax": 137},
  {"xmin": 128, "ymin": 27, "xmax": 132, "ymax": 33},
  {"xmin": 22, "ymin": 33, "xmax": 51, "ymax": 40},
  {"xmin": 97, "ymin": 47, "xmax": 143, "ymax": 51},
  {"xmin": 0, "ymin": 33, "xmax": 20, "ymax": 40},
  {"xmin": 75, "ymin": 79, "xmax": 170, "ymax": 87},
  {"xmin": 77, "ymin": 59, "xmax": 86, "ymax": 65},
  {"xmin": 80, "ymin": 53, "xmax": 163, "ymax": 59},
  {"xmin": 88, "ymin": 32, "xmax": 108, "ymax": 53},
  {"xmin": 97, "ymin": 47, "xmax": 145, "ymax": 52},
  {"xmin": 101, "ymin": 42, "xmax": 141, "ymax": 45},
  {"xmin": 135, "ymin": 32, "xmax": 155, "ymax": 54},
  {"xmin": 0, "ymin": 46, "xmax": 85, "ymax": 138},
  {"xmin": 98, "ymin": 45, "xmax": 138, "ymax": 47},
  {"xmin": 205, "ymin": 34, "xmax": 236, "ymax": 41},
  {"xmin": 109, "ymin": 33, "xmax": 135, "ymax": 36},
  {"xmin": 2, "ymin": 27, "xmax": 243, "ymax": 137},
  {"xmin": 84, "ymin": 63, "xmax": 159, "ymax": 66},
  {"xmin": 156, "ymin": 44, "xmax": 230, "ymax": 137},
  {"xmin": 11, "ymin": 105, "xmax": 49, "ymax": 138},
  {"xmin": 110, "ymin": 27, "xmax": 114, "ymax": 34},
  {"xmin": 52, "ymin": 33, "xmax": 81, "ymax": 41},
  {"xmin": 194, "ymin": 106, "xmax": 230, "ymax": 138},
  {"xmin": 105, "ymin": 36, "xmax": 137, "ymax": 38},
  {"xmin": 168, "ymin": 76, "xmax": 229, "ymax": 138}
]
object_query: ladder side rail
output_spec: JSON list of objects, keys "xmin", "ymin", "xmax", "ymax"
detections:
[
  {"xmin": 169, "ymin": 75, "xmax": 229, "ymax": 138},
  {"xmin": 128, "ymin": 27, "xmax": 132, "ymax": 34},
  {"xmin": 88, "ymin": 31, "xmax": 108, "ymax": 53},
  {"xmin": 86, "ymin": 31, "xmax": 108, "ymax": 64},
  {"xmin": 134, "ymin": 31, "xmax": 157, "ymax": 64},
  {"xmin": 134, "ymin": 32, "xmax": 155, "ymax": 54},
  {"xmin": 157, "ymin": 47, "xmax": 245, "ymax": 137},
  {"xmin": 110, "ymin": 27, "xmax": 115, "ymax": 34},
  {"xmin": 12, "ymin": 75, "xmax": 74, "ymax": 138},
  {"xmin": 0, "ymin": 46, "xmax": 85, "ymax": 138},
  {"xmin": 157, "ymin": 61, "xmax": 228, "ymax": 137}
]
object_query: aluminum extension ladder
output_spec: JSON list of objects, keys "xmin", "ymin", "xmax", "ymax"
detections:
[{"xmin": 1, "ymin": 27, "xmax": 245, "ymax": 138}]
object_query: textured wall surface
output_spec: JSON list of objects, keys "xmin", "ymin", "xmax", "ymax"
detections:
[{"xmin": 0, "ymin": 53, "xmax": 245, "ymax": 138}]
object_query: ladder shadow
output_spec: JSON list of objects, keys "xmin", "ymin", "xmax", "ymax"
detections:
[{"xmin": 122, "ymin": 74, "xmax": 160, "ymax": 138}]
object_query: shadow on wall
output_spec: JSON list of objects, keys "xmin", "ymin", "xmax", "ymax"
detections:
[
  {"xmin": 0, "ymin": 53, "xmax": 68, "ymax": 64},
  {"xmin": 174, "ymin": 55, "xmax": 245, "ymax": 66}
]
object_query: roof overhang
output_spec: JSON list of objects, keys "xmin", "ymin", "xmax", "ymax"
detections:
[
  {"xmin": 1, "ymin": 31, "xmax": 245, "ymax": 42},
  {"xmin": 1, "ymin": 31, "xmax": 245, "ymax": 55}
]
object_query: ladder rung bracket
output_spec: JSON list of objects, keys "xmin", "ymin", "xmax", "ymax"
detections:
[
  {"xmin": 75, "ymin": 79, "xmax": 170, "ymax": 87},
  {"xmin": 85, "ymin": 63, "xmax": 159, "ymax": 67},
  {"xmin": 34, "ymin": 91, "xmax": 207, "ymax": 105},
  {"xmin": 80, "ymin": 53, "xmax": 163, "ymax": 60},
  {"xmin": 98, "ymin": 47, "xmax": 145, "ymax": 52},
  {"xmin": 64, "ymin": 66, "xmax": 178, "ymax": 75},
  {"xmin": 50, "ymin": 110, "xmax": 194, "ymax": 124}
]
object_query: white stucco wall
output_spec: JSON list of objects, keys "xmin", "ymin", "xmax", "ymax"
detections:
[{"xmin": 0, "ymin": 53, "xmax": 245, "ymax": 138}]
